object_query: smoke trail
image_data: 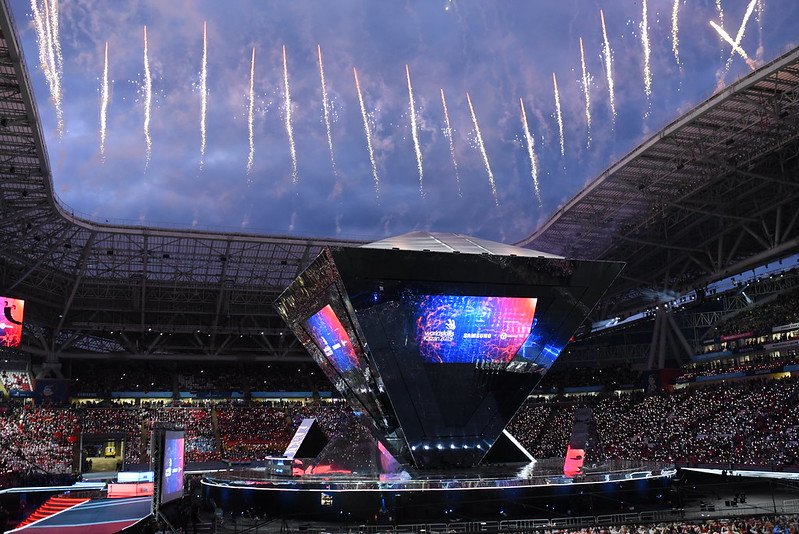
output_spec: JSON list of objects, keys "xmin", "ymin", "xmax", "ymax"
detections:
[
  {"xmin": 440, "ymin": 89, "xmax": 462, "ymax": 197},
  {"xmin": 719, "ymin": 0, "xmax": 759, "ymax": 75},
  {"xmin": 641, "ymin": 0, "xmax": 652, "ymax": 101},
  {"xmin": 283, "ymin": 45, "xmax": 298, "ymax": 183},
  {"xmin": 710, "ymin": 20, "xmax": 756, "ymax": 70},
  {"xmin": 317, "ymin": 45, "xmax": 336, "ymax": 171},
  {"xmin": 100, "ymin": 42, "xmax": 109, "ymax": 159},
  {"xmin": 520, "ymin": 98, "xmax": 541, "ymax": 206},
  {"xmin": 579, "ymin": 37, "xmax": 591, "ymax": 132},
  {"xmin": 466, "ymin": 92, "xmax": 498, "ymax": 207},
  {"xmin": 143, "ymin": 26, "xmax": 152, "ymax": 169},
  {"xmin": 200, "ymin": 21, "xmax": 208, "ymax": 170},
  {"xmin": 600, "ymin": 9, "xmax": 616, "ymax": 123},
  {"xmin": 353, "ymin": 67, "xmax": 380, "ymax": 198},
  {"xmin": 672, "ymin": 0, "xmax": 680, "ymax": 66},
  {"xmin": 552, "ymin": 72, "xmax": 565, "ymax": 158},
  {"xmin": 247, "ymin": 47, "xmax": 255, "ymax": 177},
  {"xmin": 406, "ymin": 64, "xmax": 424, "ymax": 198}
]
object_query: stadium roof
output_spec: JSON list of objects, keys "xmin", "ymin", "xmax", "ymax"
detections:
[
  {"xmin": 1, "ymin": 0, "xmax": 798, "ymax": 362},
  {"xmin": 518, "ymin": 46, "xmax": 799, "ymax": 315}
]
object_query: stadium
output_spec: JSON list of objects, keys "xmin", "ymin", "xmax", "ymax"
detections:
[{"xmin": 1, "ymin": 0, "xmax": 799, "ymax": 533}]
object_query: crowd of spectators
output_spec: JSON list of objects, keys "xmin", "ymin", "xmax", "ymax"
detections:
[
  {"xmin": 2, "ymin": 374, "xmax": 799, "ymax": 485},
  {"xmin": 0, "ymin": 370, "xmax": 32, "ymax": 392},
  {"xmin": 541, "ymin": 515, "xmax": 799, "ymax": 534},
  {"xmin": 591, "ymin": 377, "xmax": 799, "ymax": 467}
]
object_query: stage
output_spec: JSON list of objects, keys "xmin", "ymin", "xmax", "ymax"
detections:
[{"xmin": 202, "ymin": 458, "xmax": 677, "ymax": 523}]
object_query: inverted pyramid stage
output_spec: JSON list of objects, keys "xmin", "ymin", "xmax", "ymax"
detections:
[{"xmin": 274, "ymin": 232, "xmax": 623, "ymax": 470}]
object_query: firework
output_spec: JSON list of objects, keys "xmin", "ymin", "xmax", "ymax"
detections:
[
  {"xmin": 354, "ymin": 67, "xmax": 380, "ymax": 198},
  {"xmin": 440, "ymin": 89, "xmax": 462, "ymax": 197},
  {"xmin": 579, "ymin": 37, "xmax": 591, "ymax": 131},
  {"xmin": 143, "ymin": 26, "xmax": 152, "ymax": 169},
  {"xmin": 406, "ymin": 64, "xmax": 424, "ymax": 198},
  {"xmin": 600, "ymin": 9, "xmax": 616, "ymax": 122},
  {"xmin": 672, "ymin": 0, "xmax": 680, "ymax": 65},
  {"xmin": 642, "ymin": 0, "xmax": 652, "ymax": 99},
  {"xmin": 100, "ymin": 42, "xmax": 109, "ymax": 159},
  {"xmin": 200, "ymin": 21, "xmax": 208, "ymax": 170},
  {"xmin": 318, "ymin": 45, "xmax": 336, "ymax": 171},
  {"xmin": 283, "ymin": 45, "xmax": 298, "ymax": 183},
  {"xmin": 553, "ymin": 72, "xmax": 565, "ymax": 158},
  {"xmin": 247, "ymin": 47, "xmax": 255, "ymax": 176},
  {"xmin": 520, "ymin": 98, "xmax": 541, "ymax": 206},
  {"xmin": 466, "ymin": 92, "xmax": 498, "ymax": 206}
]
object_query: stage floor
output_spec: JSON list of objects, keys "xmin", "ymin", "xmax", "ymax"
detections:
[{"xmin": 204, "ymin": 458, "xmax": 675, "ymax": 491}]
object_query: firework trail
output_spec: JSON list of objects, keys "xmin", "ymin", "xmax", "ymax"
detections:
[
  {"xmin": 353, "ymin": 67, "xmax": 380, "ymax": 198},
  {"xmin": 466, "ymin": 92, "xmax": 498, "ymax": 206},
  {"xmin": 31, "ymin": 0, "xmax": 63, "ymax": 133},
  {"xmin": 716, "ymin": 0, "xmax": 725, "ymax": 56},
  {"xmin": 317, "ymin": 45, "xmax": 336, "ymax": 171},
  {"xmin": 579, "ymin": 37, "xmax": 591, "ymax": 132},
  {"xmin": 100, "ymin": 42, "xmax": 109, "ymax": 159},
  {"xmin": 672, "ymin": 0, "xmax": 680, "ymax": 65},
  {"xmin": 48, "ymin": 0, "xmax": 63, "ymax": 83},
  {"xmin": 719, "ymin": 0, "xmax": 758, "ymax": 75},
  {"xmin": 642, "ymin": 0, "xmax": 652, "ymax": 101},
  {"xmin": 711, "ymin": 16, "xmax": 756, "ymax": 70},
  {"xmin": 520, "ymin": 98, "xmax": 541, "ymax": 206},
  {"xmin": 440, "ymin": 89, "xmax": 462, "ymax": 197},
  {"xmin": 246, "ymin": 47, "xmax": 255, "ymax": 176},
  {"xmin": 756, "ymin": 0, "xmax": 764, "ymax": 61},
  {"xmin": 199, "ymin": 21, "xmax": 208, "ymax": 170},
  {"xmin": 552, "ymin": 72, "xmax": 565, "ymax": 158},
  {"xmin": 143, "ymin": 26, "xmax": 152, "ymax": 169},
  {"xmin": 283, "ymin": 45, "xmax": 298, "ymax": 183},
  {"xmin": 406, "ymin": 64, "xmax": 424, "ymax": 198},
  {"xmin": 600, "ymin": 9, "xmax": 616, "ymax": 122}
]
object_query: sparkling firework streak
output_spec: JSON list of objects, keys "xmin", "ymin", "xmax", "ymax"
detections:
[
  {"xmin": 519, "ymin": 98, "xmax": 541, "ymax": 206},
  {"xmin": 200, "ymin": 21, "xmax": 208, "ymax": 170},
  {"xmin": 641, "ymin": 0, "xmax": 652, "ymax": 99},
  {"xmin": 143, "ymin": 26, "xmax": 152, "ymax": 169},
  {"xmin": 716, "ymin": 0, "xmax": 725, "ymax": 53},
  {"xmin": 283, "ymin": 45, "xmax": 298, "ymax": 183},
  {"xmin": 552, "ymin": 72, "xmax": 565, "ymax": 158},
  {"xmin": 710, "ymin": 18, "xmax": 756, "ymax": 70},
  {"xmin": 466, "ymin": 92, "xmax": 498, "ymax": 206},
  {"xmin": 672, "ymin": 0, "xmax": 680, "ymax": 65},
  {"xmin": 317, "ymin": 45, "xmax": 336, "ymax": 171},
  {"xmin": 600, "ymin": 9, "xmax": 616, "ymax": 122},
  {"xmin": 31, "ymin": 0, "xmax": 64, "ymax": 133},
  {"xmin": 353, "ymin": 67, "xmax": 380, "ymax": 198},
  {"xmin": 440, "ymin": 89, "xmax": 462, "ymax": 197},
  {"xmin": 406, "ymin": 64, "xmax": 424, "ymax": 198},
  {"xmin": 247, "ymin": 47, "xmax": 255, "ymax": 176},
  {"xmin": 720, "ymin": 0, "xmax": 758, "ymax": 74},
  {"xmin": 48, "ymin": 0, "xmax": 63, "ymax": 83},
  {"xmin": 579, "ymin": 37, "xmax": 591, "ymax": 131},
  {"xmin": 100, "ymin": 42, "xmax": 109, "ymax": 159}
]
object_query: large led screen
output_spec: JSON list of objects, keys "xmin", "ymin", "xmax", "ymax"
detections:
[
  {"xmin": 413, "ymin": 295, "xmax": 537, "ymax": 364},
  {"xmin": 0, "ymin": 297, "xmax": 24, "ymax": 348},
  {"xmin": 304, "ymin": 304, "xmax": 359, "ymax": 373},
  {"xmin": 160, "ymin": 430, "xmax": 185, "ymax": 504}
]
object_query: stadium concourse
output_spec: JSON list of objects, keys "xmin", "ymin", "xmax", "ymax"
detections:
[{"xmin": 0, "ymin": 0, "xmax": 799, "ymax": 530}]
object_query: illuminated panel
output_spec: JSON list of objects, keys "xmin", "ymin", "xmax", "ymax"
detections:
[
  {"xmin": 0, "ymin": 297, "xmax": 24, "ymax": 348},
  {"xmin": 304, "ymin": 304, "xmax": 359, "ymax": 373},
  {"xmin": 413, "ymin": 295, "xmax": 537, "ymax": 363},
  {"xmin": 160, "ymin": 430, "xmax": 185, "ymax": 504}
]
